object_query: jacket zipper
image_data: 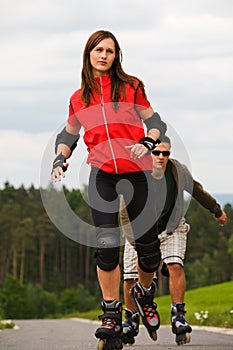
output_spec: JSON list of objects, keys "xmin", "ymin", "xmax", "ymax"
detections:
[{"xmin": 99, "ymin": 76, "xmax": 118, "ymax": 174}]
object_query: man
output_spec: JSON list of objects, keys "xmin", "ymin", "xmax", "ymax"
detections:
[{"xmin": 120, "ymin": 136, "xmax": 227, "ymax": 345}]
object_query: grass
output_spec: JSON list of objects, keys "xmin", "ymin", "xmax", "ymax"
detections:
[
  {"xmin": 0, "ymin": 320, "xmax": 15, "ymax": 330},
  {"xmin": 67, "ymin": 281, "xmax": 233, "ymax": 328},
  {"xmin": 155, "ymin": 280, "xmax": 233, "ymax": 328}
]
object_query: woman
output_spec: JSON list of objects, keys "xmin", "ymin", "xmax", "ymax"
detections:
[{"xmin": 51, "ymin": 30, "xmax": 167, "ymax": 347}]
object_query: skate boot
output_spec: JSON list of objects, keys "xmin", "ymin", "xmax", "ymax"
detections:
[
  {"xmin": 95, "ymin": 300, "xmax": 123, "ymax": 350},
  {"xmin": 130, "ymin": 281, "xmax": 160, "ymax": 341},
  {"xmin": 171, "ymin": 303, "xmax": 192, "ymax": 346},
  {"xmin": 122, "ymin": 309, "xmax": 140, "ymax": 345}
]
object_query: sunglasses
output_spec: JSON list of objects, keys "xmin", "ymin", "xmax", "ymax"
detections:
[{"xmin": 152, "ymin": 150, "xmax": 170, "ymax": 156}]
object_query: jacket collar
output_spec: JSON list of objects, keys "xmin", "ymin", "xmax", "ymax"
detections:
[{"xmin": 95, "ymin": 74, "xmax": 111, "ymax": 87}]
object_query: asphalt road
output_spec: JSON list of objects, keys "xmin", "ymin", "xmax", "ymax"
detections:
[{"xmin": 0, "ymin": 319, "xmax": 233, "ymax": 350}]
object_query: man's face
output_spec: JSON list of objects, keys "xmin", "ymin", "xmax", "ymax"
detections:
[{"xmin": 152, "ymin": 142, "xmax": 171, "ymax": 170}]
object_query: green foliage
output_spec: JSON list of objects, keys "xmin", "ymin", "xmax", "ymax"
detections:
[
  {"xmin": 185, "ymin": 199, "xmax": 233, "ymax": 288},
  {"xmin": 0, "ymin": 275, "xmax": 59, "ymax": 319},
  {"xmin": 59, "ymin": 284, "xmax": 98, "ymax": 314},
  {"xmin": 0, "ymin": 183, "xmax": 97, "ymax": 291},
  {"xmin": 0, "ymin": 320, "xmax": 15, "ymax": 330},
  {"xmin": 0, "ymin": 275, "xmax": 99, "ymax": 319},
  {"xmin": 25, "ymin": 284, "xmax": 59, "ymax": 318},
  {"xmin": 0, "ymin": 275, "xmax": 28, "ymax": 319}
]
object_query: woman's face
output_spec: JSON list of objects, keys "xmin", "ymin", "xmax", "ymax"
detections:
[{"xmin": 90, "ymin": 38, "xmax": 116, "ymax": 77}]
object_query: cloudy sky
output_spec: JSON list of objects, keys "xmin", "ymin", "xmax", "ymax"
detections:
[{"xmin": 1, "ymin": 0, "xmax": 233, "ymax": 195}]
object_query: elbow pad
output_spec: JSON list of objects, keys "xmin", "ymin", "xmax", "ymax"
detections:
[
  {"xmin": 143, "ymin": 112, "xmax": 167, "ymax": 139},
  {"xmin": 55, "ymin": 127, "xmax": 80, "ymax": 157}
]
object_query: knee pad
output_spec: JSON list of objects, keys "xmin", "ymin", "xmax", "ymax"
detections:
[
  {"xmin": 135, "ymin": 239, "xmax": 161, "ymax": 273},
  {"xmin": 96, "ymin": 224, "xmax": 120, "ymax": 271}
]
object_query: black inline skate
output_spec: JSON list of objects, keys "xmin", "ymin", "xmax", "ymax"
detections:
[
  {"xmin": 171, "ymin": 303, "xmax": 192, "ymax": 346},
  {"xmin": 122, "ymin": 309, "xmax": 140, "ymax": 345},
  {"xmin": 130, "ymin": 281, "xmax": 160, "ymax": 341},
  {"xmin": 95, "ymin": 300, "xmax": 123, "ymax": 350}
]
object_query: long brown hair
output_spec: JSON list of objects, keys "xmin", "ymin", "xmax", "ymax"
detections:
[{"xmin": 81, "ymin": 30, "xmax": 145, "ymax": 107}]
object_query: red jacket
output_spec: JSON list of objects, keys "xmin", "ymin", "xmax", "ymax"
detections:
[{"xmin": 68, "ymin": 75, "xmax": 153, "ymax": 174}]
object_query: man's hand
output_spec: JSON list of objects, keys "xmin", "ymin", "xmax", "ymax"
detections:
[{"xmin": 216, "ymin": 211, "xmax": 227, "ymax": 226}]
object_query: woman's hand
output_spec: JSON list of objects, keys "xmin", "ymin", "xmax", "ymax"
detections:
[
  {"xmin": 125, "ymin": 143, "xmax": 149, "ymax": 160},
  {"xmin": 50, "ymin": 153, "xmax": 69, "ymax": 183}
]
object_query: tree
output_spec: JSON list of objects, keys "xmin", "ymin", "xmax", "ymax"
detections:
[
  {"xmin": 0, "ymin": 202, "xmax": 21, "ymax": 280},
  {"xmin": 36, "ymin": 213, "xmax": 56, "ymax": 286},
  {"xmin": 14, "ymin": 218, "xmax": 35, "ymax": 283}
]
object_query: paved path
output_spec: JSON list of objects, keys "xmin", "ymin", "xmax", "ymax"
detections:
[{"xmin": 0, "ymin": 319, "xmax": 232, "ymax": 349}]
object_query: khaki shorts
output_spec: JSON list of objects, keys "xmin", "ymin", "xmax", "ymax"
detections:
[{"xmin": 123, "ymin": 218, "xmax": 190, "ymax": 280}]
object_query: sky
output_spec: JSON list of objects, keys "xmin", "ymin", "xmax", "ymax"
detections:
[{"xmin": 1, "ymin": 0, "xmax": 233, "ymax": 195}]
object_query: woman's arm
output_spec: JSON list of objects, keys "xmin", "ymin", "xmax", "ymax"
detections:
[
  {"xmin": 139, "ymin": 106, "xmax": 161, "ymax": 140},
  {"xmin": 51, "ymin": 123, "xmax": 81, "ymax": 183},
  {"xmin": 126, "ymin": 107, "xmax": 166, "ymax": 159}
]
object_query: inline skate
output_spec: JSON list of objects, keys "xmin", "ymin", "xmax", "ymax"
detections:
[
  {"xmin": 122, "ymin": 309, "xmax": 140, "ymax": 345},
  {"xmin": 130, "ymin": 281, "xmax": 160, "ymax": 341},
  {"xmin": 171, "ymin": 303, "xmax": 192, "ymax": 345},
  {"xmin": 95, "ymin": 300, "xmax": 123, "ymax": 350}
]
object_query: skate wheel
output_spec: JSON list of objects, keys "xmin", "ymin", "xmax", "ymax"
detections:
[
  {"xmin": 176, "ymin": 333, "xmax": 191, "ymax": 346},
  {"xmin": 185, "ymin": 333, "xmax": 191, "ymax": 343},
  {"xmin": 97, "ymin": 337, "xmax": 123, "ymax": 350},
  {"xmin": 97, "ymin": 339, "xmax": 105, "ymax": 350},
  {"xmin": 122, "ymin": 339, "xmax": 134, "ymax": 346},
  {"xmin": 151, "ymin": 331, "xmax": 157, "ymax": 341}
]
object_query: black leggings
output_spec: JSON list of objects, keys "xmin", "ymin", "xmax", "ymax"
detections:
[{"xmin": 88, "ymin": 168, "xmax": 158, "ymax": 244}]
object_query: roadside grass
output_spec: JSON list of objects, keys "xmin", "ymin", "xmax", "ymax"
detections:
[
  {"xmin": 0, "ymin": 320, "xmax": 15, "ymax": 330},
  {"xmin": 68, "ymin": 281, "xmax": 233, "ymax": 328},
  {"xmin": 155, "ymin": 280, "xmax": 233, "ymax": 328}
]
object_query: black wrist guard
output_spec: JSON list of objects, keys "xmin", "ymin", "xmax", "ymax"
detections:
[
  {"xmin": 139, "ymin": 137, "xmax": 161, "ymax": 151},
  {"xmin": 143, "ymin": 112, "xmax": 167, "ymax": 139},
  {"xmin": 52, "ymin": 153, "xmax": 67, "ymax": 173},
  {"xmin": 55, "ymin": 127, "xmax": 80, "ymax": 158}
]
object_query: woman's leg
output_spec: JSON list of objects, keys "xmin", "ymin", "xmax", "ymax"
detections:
[
  {"xmin": 97, "ymin": 266, "xmax": 121, "ymax": 300},
  {"xmin": 88, "ymin": 168, "xmax": 121, "ymax": 300},
  {"xmin": 123, "ymin": 171, "xmax": 160, "ymax": 276}
]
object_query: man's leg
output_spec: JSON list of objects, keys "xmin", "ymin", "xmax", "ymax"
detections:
[
  {"xmin": 160, "ymin": 220, "xmax": 192, "ymax": 345},
  {"xmin": 124, "ymin": 279, "xmax": 137, "ymax": 312},
  {"xmin": 122, "ymin": 239, "xmax": 140, "ymax": 345},
  {"xmin": 130, "ymin": 253, "xmax": 160, "ymax": 341},
  {"xmin": 167, "ymin": 263, "xmax": 186, "ymax": 303}
]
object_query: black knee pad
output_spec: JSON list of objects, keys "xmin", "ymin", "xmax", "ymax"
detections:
[
  {"xmin": 135, "ymin": 239, "xmax": 161, "ymax": 273},
  {"xmin": 96, "ymin": 224, "xmax": 120, "ymax": 271}
]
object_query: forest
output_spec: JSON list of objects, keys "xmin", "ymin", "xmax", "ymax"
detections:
[{"xmin": 0, "ymin": 182, "xmax": 232, "ymax": 319}]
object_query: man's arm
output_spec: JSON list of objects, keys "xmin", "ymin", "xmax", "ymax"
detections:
[
  {"xmin": 179, "ymin": 162, "xmax": 227, "ymax": 226},
  {"xmin": 193, "ymin": 180, "xmax": 227, "ymax": 226}
]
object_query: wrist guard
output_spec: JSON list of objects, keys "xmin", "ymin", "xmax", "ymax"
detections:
[
  {"xmin": 52, "ymin": 153, "xmax": 67, "ymax": 173},
  {"xmin": 55, "ymin": 127, "xmax": 80, "ymax": 158},
  {"xmin": 139, "ymin": 137, "xmax": 161, "ymax": 152},
  {"xmin": 143, "ymin": 112, "xmax": 167, "ymax": 139}
]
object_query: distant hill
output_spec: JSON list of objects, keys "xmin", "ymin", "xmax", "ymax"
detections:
[{"xmin": 212, "ymin": 193, "xmax": 233, "ymax": 207}]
